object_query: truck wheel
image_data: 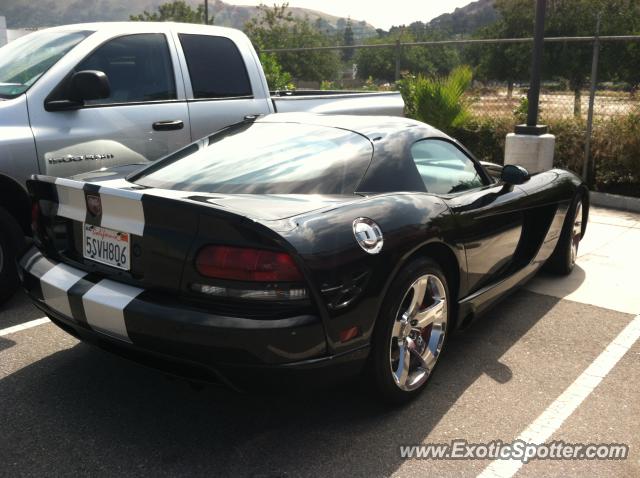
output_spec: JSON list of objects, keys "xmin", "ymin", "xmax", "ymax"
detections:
[{"xmin": 0, "ymin": 208, "xmax": 25, "ymax": 305}]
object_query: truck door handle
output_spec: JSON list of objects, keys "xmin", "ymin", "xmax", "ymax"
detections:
[{"xmin": 152, "ymin": 120, "xmax": 184, "ymax": 131}]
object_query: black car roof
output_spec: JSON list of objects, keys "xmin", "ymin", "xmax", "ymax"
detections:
[
  {"xmin": 255, "ymin": 113, "xmax": 445, "ymax": 142},
  {"xmin": 254, "ymin": 113, "xmax": 473, "ymax": 194}
]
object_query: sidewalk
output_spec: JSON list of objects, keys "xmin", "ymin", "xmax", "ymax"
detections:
[{"xmin": 526, "ymin": 206, "xmax": 640, "ymax": 315}]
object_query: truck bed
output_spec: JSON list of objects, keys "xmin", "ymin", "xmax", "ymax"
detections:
[{"xmin": 271, "ymin": 90, "xmax": 404, "ymax": 117}]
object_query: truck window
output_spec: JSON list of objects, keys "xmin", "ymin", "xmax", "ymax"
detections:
[
  {"xmin": 75, "ymin": 33, "xmax": 176, "ymax": 105},
  {"xmin": 0, "ymin": 30, "xmax": 91, "ymax": 99},
  {"xmin": 178, "ymin": 34, "xmax": 252, "ymax": 99}
]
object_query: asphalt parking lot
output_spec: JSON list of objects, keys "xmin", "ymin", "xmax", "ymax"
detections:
[{"xmin": 1, "ymin": 206, "xmax": 638, "ymax": 478}]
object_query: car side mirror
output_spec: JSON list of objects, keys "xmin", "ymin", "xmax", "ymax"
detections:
[
  {"xmin": 69, "ymin": 70, "xmax": 111, "ymax": 102},
  {"xmin": 480, "ymin": 161, "xmax": 503, "ymax": 181},
  {"xmin": 501, "ymin": 164, "xmax": 530, "ymax": 185}
]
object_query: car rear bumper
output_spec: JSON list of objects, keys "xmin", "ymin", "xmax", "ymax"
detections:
[{"xmin": 19, "ymin": 247, "xmax": 368, "ymax": 390}]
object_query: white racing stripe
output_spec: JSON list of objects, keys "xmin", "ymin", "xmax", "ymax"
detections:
[
  {"xmin": 478, "ymin": 313, "xmax": 640, "ymax": 478},
  {"xmin": 82, "ymin": 279, "xmax": 143, "ymax": 343},
  {"xmin": 48, "ymin": 176, "xmax": 146, "ymax": 236},
  {"xmin": 55, "ymin": 183, "xmax": 87, "ymax": 223},
  {"xmin": 99, "ymin": 189, "xmax": 145, "ymax": 236},
  {"xmin": 40, "ymin": 263, "xmax": 88, "ymax": 317},
  {"xmin": 53, "ymin": 177, "xmax": 86, "ymax": 189},
  {"xmin": 0, "ymin": 317, "xmax": 50, "ymax": 337},
  {"xmin": 21, "ymin": 251, "xmax": 145, "ymax": 344}
]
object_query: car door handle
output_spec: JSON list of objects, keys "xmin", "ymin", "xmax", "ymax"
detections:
[
  {"xmin": 152, "ymin": 120, "xmax": 184, "ymax": 131},
  {"xmin": 244, "ymin": 114, "xmax": 263, "ymax": 121}
]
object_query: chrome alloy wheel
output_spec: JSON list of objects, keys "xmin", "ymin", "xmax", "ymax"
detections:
[
  {"xmin": 570, "ymin": 201, "xmax": 583, "ymax": 265},
  {"xmin": 389, "ymin": 274, "xmax": 447, "ymax": 391}
]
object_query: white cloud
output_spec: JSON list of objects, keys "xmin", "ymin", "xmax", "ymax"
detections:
[{"xmin": 227, "ymin": 0, "xmax": 473, "ymax": 30}]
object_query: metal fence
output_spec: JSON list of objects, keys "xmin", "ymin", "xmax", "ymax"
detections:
[
  {"xmin": 464, "ymin": 85, "xmax": 640, "ymax": 126},
  {"xmin": 264, "ymin": 35, "xmax": 640, "ymax": 119},
  {"xmin": 264, "ymin": 35, "xmax": 640, "ymax": 188}
]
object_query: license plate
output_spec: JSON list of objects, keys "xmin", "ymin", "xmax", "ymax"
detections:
[{"xmin": 83, "ymin": 224, "xmax": 131, "ymax": 270}]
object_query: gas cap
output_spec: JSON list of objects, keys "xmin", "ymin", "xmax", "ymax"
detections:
[{"xmin": 352, "ymin": 217, "xmax": 383, "ymax": 254}]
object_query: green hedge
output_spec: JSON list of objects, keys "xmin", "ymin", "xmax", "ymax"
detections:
[{"xmin": 449, "ymin": 115, "xmax": 640, "ymax": 197}]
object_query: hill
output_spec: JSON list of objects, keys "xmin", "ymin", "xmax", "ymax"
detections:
[
  {"xmin": 427, "ymin": 0, "xmax": 497, "ymax": 36},
  {"xmin": 0, "ymin": 0, "xmax": 377, "ymax": 40}
]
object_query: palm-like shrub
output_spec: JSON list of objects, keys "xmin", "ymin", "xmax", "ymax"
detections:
[{"xmin": 400, "ymin": 66, "xmax": 473, "ymax": 133}]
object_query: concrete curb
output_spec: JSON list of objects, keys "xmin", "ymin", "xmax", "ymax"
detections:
[{"xmin": 590, "ymin": 191, "xmax": 640, "ymax": 213}]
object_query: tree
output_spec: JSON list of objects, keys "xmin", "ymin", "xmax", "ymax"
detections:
[
  {"xmin": 355, "ymin": 27, "xmax": 461, "ymax": 82},
  {"xmin": 465, "ymin": 8, "xmax": 532, "ymax": 98},
  {"xmin": 260, "ymin": 52, "xmax": 294, "ymax": 90},
  {"xmin": 546, "ymin": 0, "xmax": 640, "ymax": 116},
  {"xmin": 615, "ymin": 39, "xmax": 640, "ymax": 93},
  {"xmin": 477, "ymin": 0, "xmax": 640, "ymax": 117},
  {"xmin": 244, "ymin": 3, "xmax": 340, "ymax": 82},
  {"xmin": 342, "ymin": 18, "xmax": 355, "ymax": 62},
  {"xmin": 608, "ymin": 2, "xmax": 640, "ymax": 91},
  {"xmin": 375, "ymin": 28, "xmax": 388, "ymax": 39},
  {"xmin": 130, "ymin": 0, "xmax": 214, "ymax": 24}
]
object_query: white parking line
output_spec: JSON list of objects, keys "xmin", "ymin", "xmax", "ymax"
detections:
[
  {"xmin": 0, "ymin": 317, "xmax": 50, "ymax": 337},
  {"xmin": 478, "ymin": 313, "xmax": 640, "ymax": 478}
]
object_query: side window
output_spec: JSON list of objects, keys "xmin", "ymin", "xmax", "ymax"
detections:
[
  {"xmin": 410, "ymin": 139, "xmax": 486, "ymax": 194},
  {"xmin": 178, "ymin": 34, "xmax": 252, "ymax": 99},
  {"xmin": 76, "ymin": 34, "xmax": 176, "ymax": 105}
]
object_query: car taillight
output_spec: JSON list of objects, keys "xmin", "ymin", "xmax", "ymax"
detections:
[{"xmin": 195, "ymin": 245, "xmax": 303, "ymax": 282}]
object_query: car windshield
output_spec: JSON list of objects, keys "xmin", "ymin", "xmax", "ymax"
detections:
[
  {"xmin": 133, "ymin": 122, "xmax": 374, "ymax": 195},
  {"xmin": 0, "ymin": 30, "xmax": 92, "ymax": 99}
]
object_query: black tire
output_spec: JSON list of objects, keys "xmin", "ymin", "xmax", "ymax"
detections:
[
  {"xmin": 544, "ymin": 194, "xmax": 584, "ymax": 276},
  {"xmin": 0, "ymin": 208, "xmax": 26, "ymax": 305},
  {"xmin": 370, "ymin": 257, "xmax": 451, "ymax": 405}
]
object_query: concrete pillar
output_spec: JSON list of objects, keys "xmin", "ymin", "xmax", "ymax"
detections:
[{"xmin": 504, "ymin": 133, "xmax": 555, "ymax": 174}]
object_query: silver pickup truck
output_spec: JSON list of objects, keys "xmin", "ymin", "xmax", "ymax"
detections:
[{"xmin": 0, "ymin": 22, "xmax": 404, "ymax": 303}]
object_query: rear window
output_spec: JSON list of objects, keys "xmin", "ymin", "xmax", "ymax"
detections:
[
  {"xmin": 178, "ymin": 34, "xmax": 252, "ymax": 99},
  {"xmin": 133, "ymin": 123, "xmax": 373, "ymax": 194}
]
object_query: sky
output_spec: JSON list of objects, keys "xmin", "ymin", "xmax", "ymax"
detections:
[{"xmin": 228, "ymin": 0, "xmax": 473, "ymax": 31}]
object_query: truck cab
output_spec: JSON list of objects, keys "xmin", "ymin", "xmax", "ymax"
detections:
[{"xmin": 2, "ymin": 23, "xmax": 275, "ymax": 179}]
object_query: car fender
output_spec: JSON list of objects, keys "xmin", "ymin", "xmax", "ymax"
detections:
[{"xmin": 282, "ymin": 192, "xmax": 456, "ymax": 353}]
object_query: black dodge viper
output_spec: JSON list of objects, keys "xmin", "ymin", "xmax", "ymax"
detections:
[{"xmin": 21, "ymin": 113, "xmax": 588, "ymax": 403}]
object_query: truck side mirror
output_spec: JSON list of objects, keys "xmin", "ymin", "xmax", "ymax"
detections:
[
  {"xmin": 45, "ymin": 70, "xmax": 112, "ymax": 112},
  {"xmin": 501, "ymin": 164, "xmax": 530, "ymax": 185},
  {"xmin": 69, "ymin": 70, "xmax": 111, "ymax": 102}
]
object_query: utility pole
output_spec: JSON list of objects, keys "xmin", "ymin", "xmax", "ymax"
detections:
[
  {"xmin": 583, "ymin": 13, "xmax": 602, "ymax": 185},
  {"xmin": 394, "ymin": 40, "xmax": 401, "ymax": 82},
  {"xmin": 515, "ymin": 0, "xmax": 547, "ymax": 135},
  {"xmin": 204, "ymin": 0, "xmax": 208, "ymax": 25},
  {"xmin": 504, "ymin": 0, "xmax": 555, "ymax": 174}
]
